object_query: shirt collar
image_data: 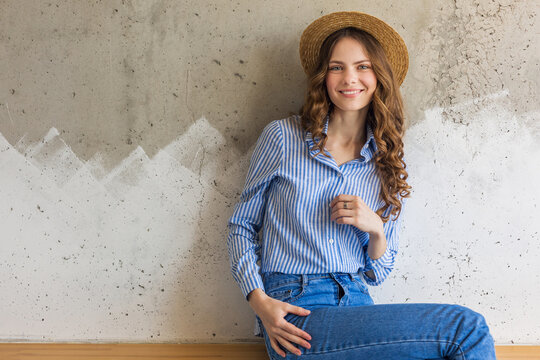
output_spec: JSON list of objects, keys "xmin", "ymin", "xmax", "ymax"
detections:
[{"xmin": 306, "ymin": 114, "xmax": 379, "ymax": 159}]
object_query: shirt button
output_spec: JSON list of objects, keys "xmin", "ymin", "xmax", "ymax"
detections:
[{"xmin": 329, "ymin": 238, "xmax": 334, "ymax": 244}]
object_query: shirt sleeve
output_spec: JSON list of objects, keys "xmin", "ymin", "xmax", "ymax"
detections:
[
  {"xmin": 362, "ymin": 200, "xmax": 406, "ymax": 286},
  {"xmin": 227, "ymin": 120, "xmax": 284, "ymax": 300}
]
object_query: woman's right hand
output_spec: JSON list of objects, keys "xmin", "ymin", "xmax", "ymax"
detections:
[{"xmin": 248, "ymin": 289, "xmax": 312, "ymax": 357}]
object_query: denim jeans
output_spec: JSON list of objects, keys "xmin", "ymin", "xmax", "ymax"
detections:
[{"xmin": 256, "ymin": 272, "xmax": 496, "ymax": 360}]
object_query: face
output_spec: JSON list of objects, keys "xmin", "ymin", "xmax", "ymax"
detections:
[{"xmin": 325, "ymin": 37, "xmax": 377, "ymax": 116}]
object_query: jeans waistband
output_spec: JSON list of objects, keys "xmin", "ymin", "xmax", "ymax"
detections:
[{"xmin": 262, "ymin": 272, "xmax": 360, "ymax": 285}]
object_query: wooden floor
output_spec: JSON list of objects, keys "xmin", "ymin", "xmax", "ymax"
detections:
[{"xmin": 0, "ymin": 343, "xmax": 538, "ymax": 359}]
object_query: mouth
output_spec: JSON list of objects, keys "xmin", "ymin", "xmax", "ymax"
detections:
[{"xmin": 338, "ymin": 89, "xmax": 364, "ymax": 96}]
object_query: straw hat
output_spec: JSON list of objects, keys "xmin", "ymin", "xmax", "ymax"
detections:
[{"xmin": 299, "ymin": 11, "xmax": 409, "ymax": 85}]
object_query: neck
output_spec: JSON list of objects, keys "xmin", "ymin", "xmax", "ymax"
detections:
[{"xmin": 327, "ymin": 107, "xmax": 369, "ymax": 145}]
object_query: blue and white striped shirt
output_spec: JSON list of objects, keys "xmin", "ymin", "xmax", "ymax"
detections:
[{"xmin": 227, "ymin": 114, "xmax": 403, "ymax": 304}]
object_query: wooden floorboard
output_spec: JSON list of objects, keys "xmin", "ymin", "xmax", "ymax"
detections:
[
  {"xmin": 0, "ymin": 344, "xmax": 269, "ymax": 360},
  {"xmin": 0, "ymin": 343, "xmax": 538, "ymax": 359},
  {"xmin": 496, "ymin": 345, "xmax": 540, "ymax": 359}
]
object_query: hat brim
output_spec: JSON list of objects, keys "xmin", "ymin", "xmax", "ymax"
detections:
[{"xmin": 299, "ymin": 11, "xmax": 409, "ymax": 86}]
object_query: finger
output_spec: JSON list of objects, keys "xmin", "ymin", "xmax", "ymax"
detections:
[
  {"xmin": 270, "ymin": 336, "xmax": 286, "ymax": 358},
  {"xmin": 287, "ymin": 304, "xmax": 311, "ymax": 317},
  {"xmin": 276, "ymin": 335, "xmax": 303, "ymax": 356},
  {"xmin": 330, "ymin": 194, "xmax": 346, "ymax": 207},
  {"xmin": 330, "ymin": 205, "xmax": 350, "ymax": 219},
  {"xmin": 331, "ymin": 209, "xmax": 354, "ymax": 221},
  {"xmin": 282, "ymin": 321, "xmax": 312, "ymax": 342},
  {"xmin": 336, "ymin": 216, "xmax": 353, "ymax": 224},
  {"xmin": 337, "ymin": 194, "xmax": 355, "ymax": 203},
  {"xmin": 276, "ymin": 327, "xmax": 312, "ymax": 350},
  {"xmin": 330, "ymin": 194, "xmax": 356, "ymax": 208}
]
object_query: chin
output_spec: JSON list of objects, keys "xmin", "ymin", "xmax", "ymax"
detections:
[{"xmin": 334, "ymin": 103, "xmax": 370, "ymax": 112}]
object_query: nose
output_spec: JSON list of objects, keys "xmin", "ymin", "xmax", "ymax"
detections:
[{"xmin": 342, "ymin": 67, "xmax": 358, "ymax": 84}]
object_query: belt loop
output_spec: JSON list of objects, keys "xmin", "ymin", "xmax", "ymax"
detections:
[
  {"xmin": 348, "ymin": 273, "xmax": 354, "ymax": 281},
  {"xmin": 329, "ymin": 272, "xmax": 337, "ymax": 281},
  {"xmin": 301, "ymin": 274, "xmax": 308, "ymax": 287}
]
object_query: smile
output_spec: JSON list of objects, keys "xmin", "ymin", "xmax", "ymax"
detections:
[{"xmin": 339, "ymin": 89, "xmax": 363, "ymax": 95}]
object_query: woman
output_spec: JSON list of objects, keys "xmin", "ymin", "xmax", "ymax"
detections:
[{"xmin": 227, "ymin": 11, "xmax": 496, "ymax": 359}]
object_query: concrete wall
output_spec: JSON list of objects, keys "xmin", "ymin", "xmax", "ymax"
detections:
[{"xmin": 0, "ymin": 0, "xmax": 538, "ymax": 344}]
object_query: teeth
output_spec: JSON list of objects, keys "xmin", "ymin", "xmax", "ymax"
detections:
[{"xmin": 340, "ymin": 90, "xmax": 362, "ymax": 94}]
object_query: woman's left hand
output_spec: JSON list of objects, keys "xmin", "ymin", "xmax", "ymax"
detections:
[{"xmin": 330, "ymin": 194, "xmax": 383, "ymax": 236}]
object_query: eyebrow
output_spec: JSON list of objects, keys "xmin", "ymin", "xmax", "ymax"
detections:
[{"xmin": 328, "ymin": 60, "xmax": 371, "ymax": 64}]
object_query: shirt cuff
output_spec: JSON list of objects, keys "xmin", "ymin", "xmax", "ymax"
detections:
[
  {"xmin": 365, "ymin": 246, "xmax": 394, "ymax": 270},
  {"xmin": 363, "ymin": 247, "xmax": 395, "ymax": 286},
  {"xmin": 240, "ymin": 275, "xmax": 265, "ymax": 301}
]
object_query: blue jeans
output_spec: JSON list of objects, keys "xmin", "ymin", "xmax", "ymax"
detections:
[{"xmin": 256, "ymin": 272, "xmax": 495, "ymax": 359}]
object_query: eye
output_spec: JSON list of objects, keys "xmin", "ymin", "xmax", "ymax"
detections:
[
  {"xmin": 358, "ymin": 64, "xmax": 371, "ymax": 70},
  {"xmin": 328, "ymin": 65, "xmax": 342, "ymax": 71}
]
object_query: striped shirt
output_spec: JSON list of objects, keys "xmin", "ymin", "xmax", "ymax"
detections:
[{"xmin": 227, "ymin": 115, "xmax": 403, "ymax": 334}]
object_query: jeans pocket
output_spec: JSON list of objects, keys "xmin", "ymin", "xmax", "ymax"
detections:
[{"xmin": 266, "ymin": 280, "xmax": 305, "ymax": 303}]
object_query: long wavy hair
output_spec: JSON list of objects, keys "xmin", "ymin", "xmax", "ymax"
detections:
[{"xmin": 299, "ymin": 27, "xmax": 411, "ymax": 222}]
